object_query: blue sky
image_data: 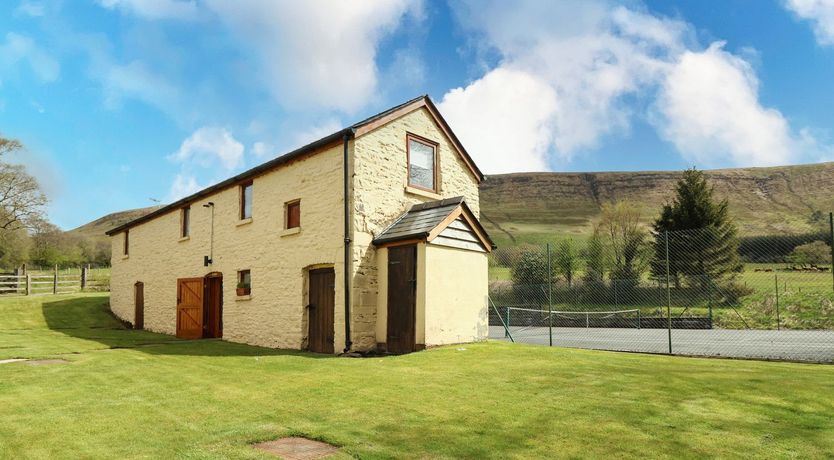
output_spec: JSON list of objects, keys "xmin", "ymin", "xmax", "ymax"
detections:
[{"xmin": 1, "ymin": 0, "xmax": 834, "ymax": 230}]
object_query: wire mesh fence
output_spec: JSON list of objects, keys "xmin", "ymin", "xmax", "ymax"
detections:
[{"xmin": 489, "ymin": 216, "xmax": 834, "ymax": 363}]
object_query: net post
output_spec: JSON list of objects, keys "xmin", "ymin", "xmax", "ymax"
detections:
[
  {"xmin": 637, "ymin": 309, "xmax": 641, "ymax": 330},
  {"xmin": 665, "ymin": 231, "xmax": 672, "ymax": 354},
  {"xmin": 707, "ymin": 276, "xmax": 713, "ymax": 329},
  {"xmin": 505, "ymin": 307, "xmax": 510, "ymax": 338},
  {"xmin": 547, "ymin": 243, "xmax": 553, "ymax": 347}
]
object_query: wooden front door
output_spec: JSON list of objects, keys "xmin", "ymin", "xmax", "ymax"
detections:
[
  {"xmin": 387, "ymin": 244, "xmax": 417, "ymax": 354},
  {"xmin": 134, "ymin": 282, "xmax": 144, "ymax": 330},
  {"xmin": 203, "ymin": 274, "xmax": 223, "ymax": 338},
  {"xmin": 308, "ymin": 268, "xmax": 335, "ymax": 354},
  {"xmin": 176, "ymin": 278, "xmax": 204, "ymax": 339}
]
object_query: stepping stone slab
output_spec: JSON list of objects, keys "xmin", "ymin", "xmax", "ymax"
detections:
[{"xmin": 253, "ymin": 437, "xmax": 339, "ymax": 460}]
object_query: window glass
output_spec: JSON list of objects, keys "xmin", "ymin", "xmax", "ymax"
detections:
[
  {"xmin": 238, "ymin": 270, "xmax": 251, "ymax": 287},
  {"xmin": 408, "ymin": 138, "xmax": 435, "ymax": 190},
  {"xmin": 241, "ymin": 183, "xmax": 253, "ymax": 219},
  {"xmin": 181, "ymin": 206, "xmax": 190, "ymax": 238}
]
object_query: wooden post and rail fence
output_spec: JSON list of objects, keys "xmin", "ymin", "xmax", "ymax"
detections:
[{"xmin": 0, "ymin": 264, "xmax": 110, "ymax": 297}]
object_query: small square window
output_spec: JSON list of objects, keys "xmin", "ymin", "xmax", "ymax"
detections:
[
  {"xmin": 240, "ymin": 182, "xmax": 253, "ymax": 220},
  {"xmin": 181, "ymin": 206, "xmax": 190, "ymax": 238},
  {"xmin": 286, "ymin": 200, "xmax": 301, "ymax": 229},
  {"xmin": 407, "ymin": 134, "xmax": 438, "ymax": 192},
  {"xmin": 237, "ymin": 270, "xmax": 251, "ymax": 295}
]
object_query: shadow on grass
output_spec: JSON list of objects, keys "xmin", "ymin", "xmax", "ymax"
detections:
[{"xmin": 42, "ymin": 296, "xmax": 333, "ymax": 359}]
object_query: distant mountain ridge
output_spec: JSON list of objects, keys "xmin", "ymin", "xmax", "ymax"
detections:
[
  {"xmin": 480, "ymin": 162, "xmax": 834, "ymax": 246},
  {"xmin": 69, "ymin": 162, "xmax": 834, "ymax": 249}
]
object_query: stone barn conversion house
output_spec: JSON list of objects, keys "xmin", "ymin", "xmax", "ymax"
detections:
[{"xmin": 107, "ymin": 95, "xmax": 494, "ymax": 354}]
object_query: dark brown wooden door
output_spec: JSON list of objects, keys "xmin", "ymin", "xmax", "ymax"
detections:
[
  {"xmin": 308, "ymin": 268, "xmax": 335, "ymax": 354},
  {"xmin": 203, "ymin": 274, "xmax": 223, "ymax": 338},
  {"xmin": 387, "ymin": 245, "xmax": 417, "ymax": 354},
  {"xmin": 134, "ymin": 282, "xmax": 144, "ymax": 330},
  {"xmin": 176, "ymin": 278, "xmax": 204, "ymax": 339}
]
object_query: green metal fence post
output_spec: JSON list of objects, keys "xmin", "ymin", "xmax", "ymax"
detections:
[
  {"xmin": 775, "ymin": 273, "xmax": 781, "ymax": 331},
  {"xmin": 547, "ymin": 242, "xmax": 553, "ymax": 347},
  {"xmin": 829, "ymin": 212, "xmax": 834, "ymax": 292},
  {"xmin": 665, "ymin": 231, "xmax": 672, "ymax": 354},
  {"xmin": 505, "ymin": 306, "xmax": 510, "ymax": 338},
  {"xmin": 707, "ymin": 278, "xmax": 713, "ymax": 328}
]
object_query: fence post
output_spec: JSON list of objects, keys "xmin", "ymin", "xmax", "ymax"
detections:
[
  {"xmin": 829, "ymin": 212, "xmax": 834, "ymax": 292},
  {"xmin": 707, "ymin": 279, "xmax": 713, "ymax": 329},
  {"xmin": 53, "ymin": 265, "xmax": 58, "ymax": 295},
  {"xmin": 665, "ymin": 231, "xmax": 672, "ymax": 354},
  {"xmin": 26, "ymin": 273, "xmax": 31, "ymax": 296},
  {"xmin": 505, "ymin": 307, "xmax": 510, "ymax": 338},
  {"xmin": 774, "ymin": 274, "xmax": 781, "ymax": 331},
  {"xmin": 547, "ymin": 242, "xmax": 553, "ymax": 347},
  {"xmin": 613, "ymin": 280, "xmax": 618, "ymax": 308}
]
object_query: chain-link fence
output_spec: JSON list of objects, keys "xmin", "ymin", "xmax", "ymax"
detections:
[{"xmin": 489, "ymin": 215, "xmax": 834, "ymax": 363}]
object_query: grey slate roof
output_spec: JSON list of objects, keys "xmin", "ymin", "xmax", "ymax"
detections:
[{"xmin": 372, "ymin": 197, "xmax": 467, "ymax": 245}]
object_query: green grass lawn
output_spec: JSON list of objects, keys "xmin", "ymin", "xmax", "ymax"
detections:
[{"xmin": 2, "ymin": 294, "xmax": 834, "ymax": 459}]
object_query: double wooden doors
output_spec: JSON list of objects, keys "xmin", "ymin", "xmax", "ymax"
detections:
[
  {"xmin": 308, "ymin": 268, "xmax": 335, "ymax": 354},
  {"xmin": 387, "ymin": 245, "xmax": 417, "ymax": 354},
  {"xmin": 176, "ymin": 275, "xmax": 222, "ymax": 339}
]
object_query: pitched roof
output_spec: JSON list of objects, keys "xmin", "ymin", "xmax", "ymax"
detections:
[
  {"xmin": 106, "ymin": 95, "xmax": 483, "ymax": 236},
  {"xmin": 373, "ymin": 197, "xmax": 494, "ymax": 252}
]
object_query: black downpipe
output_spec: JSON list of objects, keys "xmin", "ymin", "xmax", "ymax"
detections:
[{"xmin": 342, "ymin": 130, "xmax": 353, "ymax": 353}]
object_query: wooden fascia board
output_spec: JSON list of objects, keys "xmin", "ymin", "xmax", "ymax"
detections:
[{"xmin": 426, "ymin": 205, "xmax": 493, "ymax": 253}]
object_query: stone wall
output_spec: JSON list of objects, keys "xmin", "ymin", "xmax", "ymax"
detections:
[
  {"xmin": 110, "ymin": 143, "xmax": 349, "ymax": 351},
  {"xmin": 352, "ymin": 107, "xmax": 482, "ymax": 350}
]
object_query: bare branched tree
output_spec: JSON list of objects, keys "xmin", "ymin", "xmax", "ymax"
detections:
[{"xmin": 0, "ymin": 137, "xmax": 47, "ymax": 230}]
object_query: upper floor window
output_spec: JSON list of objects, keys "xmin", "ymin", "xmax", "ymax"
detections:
[
  {"xmin": 286, "ymin": 200, "xmax": 301, "ymax": 229},
  {"xmin": 181, "ymin": 206, "xmax": 190, "ymax": 238},
  {"xmin": 407, "ymin": 134, "xmax": 438, "ymax": 192},
  {"xmin": 240, "ymin": 181, "xmax": 253, "ymax": 220},
  {"xmin": 123, "ymin": 230, "xmax": 129, "ymax": 256}
]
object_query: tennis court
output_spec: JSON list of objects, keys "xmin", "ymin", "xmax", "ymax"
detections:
[{"xmin": 489, "ymin": 326, "xmax": 834, "ymax": 362}]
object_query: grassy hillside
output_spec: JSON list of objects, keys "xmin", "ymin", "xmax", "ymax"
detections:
[
  {"xmin": 67, "ymin": 206, "xmax": 160, "ymax": 243},
  {"xmin": 480, "ymin": 162, "xmax": 834, "ymax": 246}
]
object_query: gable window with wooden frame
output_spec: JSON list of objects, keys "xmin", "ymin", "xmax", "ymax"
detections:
[
  {"xmin": 180, "ymin": 206, "xmax": 190, "ymax": 239},
  {"xmin": 406, "ymin": 133, "xmax": 439, "ymax": 193},
  {"xmin": 236, "ymin": 269, "xmax": 251, "ymax": 297},
  {"xmin": 239, "ymin": 181, "xmax": 253, "ymax": 221},
  {"xmin": 123, "ymin": 230, "xmax": 129, "ymax": 257}
]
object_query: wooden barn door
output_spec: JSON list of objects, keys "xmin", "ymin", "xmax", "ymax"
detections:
[
  {"xmin": 308, "ymin": 268, "xmax": 335, "ymax": 354},
  {"xmin": 203, "ymin": 274, "xmax": 223, "ymax": 338},
  {"xmin": 134, "ymin": 282, "xmax": 144, "ymax": 330},
  {"xmin": 387, "ymin": 245, "xmax": 417, "ymax": 354},
  {"xmin": 176, "ymin": 278, "xmax": 204, "ymax": 339}
]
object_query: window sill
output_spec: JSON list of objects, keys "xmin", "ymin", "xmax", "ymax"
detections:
[
  {"xmin": 235, "ymin": 295, "xmax": 252, "ymax": 302},
  {"xmin": 178, "ymin": 236, "xmax": 190, "ymax": 242},
  {"xmin": 405, "ymin": 186, "xmax": 441, "ymax": 200},
  {"xmin": 121, "ymin": 254, "xmax": 129, "ymax": 260},
  {"xmin": 237, "ymin": 218, "xmax": 253, "ymax": 227},
  {"xmin": 280, "ymin": 227, "xmax": 301, "ymax": 237}
]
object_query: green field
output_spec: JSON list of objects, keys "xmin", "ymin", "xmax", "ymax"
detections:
[{"xmin": 2, "ymin": 294, "xmax": 834, "ymax": 458}]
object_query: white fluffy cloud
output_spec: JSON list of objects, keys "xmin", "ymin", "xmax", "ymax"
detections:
[
  {"xmin": 654, "ymin": 43, "xmax": 794, "ymax": 166},
  {"xmin": 97, "ymin": 0, "xmax": 199, "ymax": 21},
  {"xmin": 0, "ymin": 32, "xmax": 60, "ymax": 82},
  {"xmin": 166, "ymin": 126, "xmax": 244, "ymax": 201},
  {"xmin": 784, "ymin": 0, "xmax": 834, "ymax": 46},
  {"xmin": 440, "ymin": 68, "xmax": 556, "ymax": 173},
  {"xmin": 169, "ymin": 126, "xmax": 244, "ymax": 170},
  {"xmin": 204, "ymin": 0, "xmax": 421, "ymax": 112},
  {"xmin": 440, "ymin": 0, "xmax": 825, "ymax": 172}
]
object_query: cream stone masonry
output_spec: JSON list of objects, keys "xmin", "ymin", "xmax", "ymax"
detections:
[
  {"xmin": 352, "ymin": 107, "xmax": 481, "ymax": 350},
  {"xmin": 109, "ymin": 95, "xmax": 489, "ymax": 354},
  {"xmin": 111, "ymin": 143, "xmax": 350, "ymax": 350}
]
